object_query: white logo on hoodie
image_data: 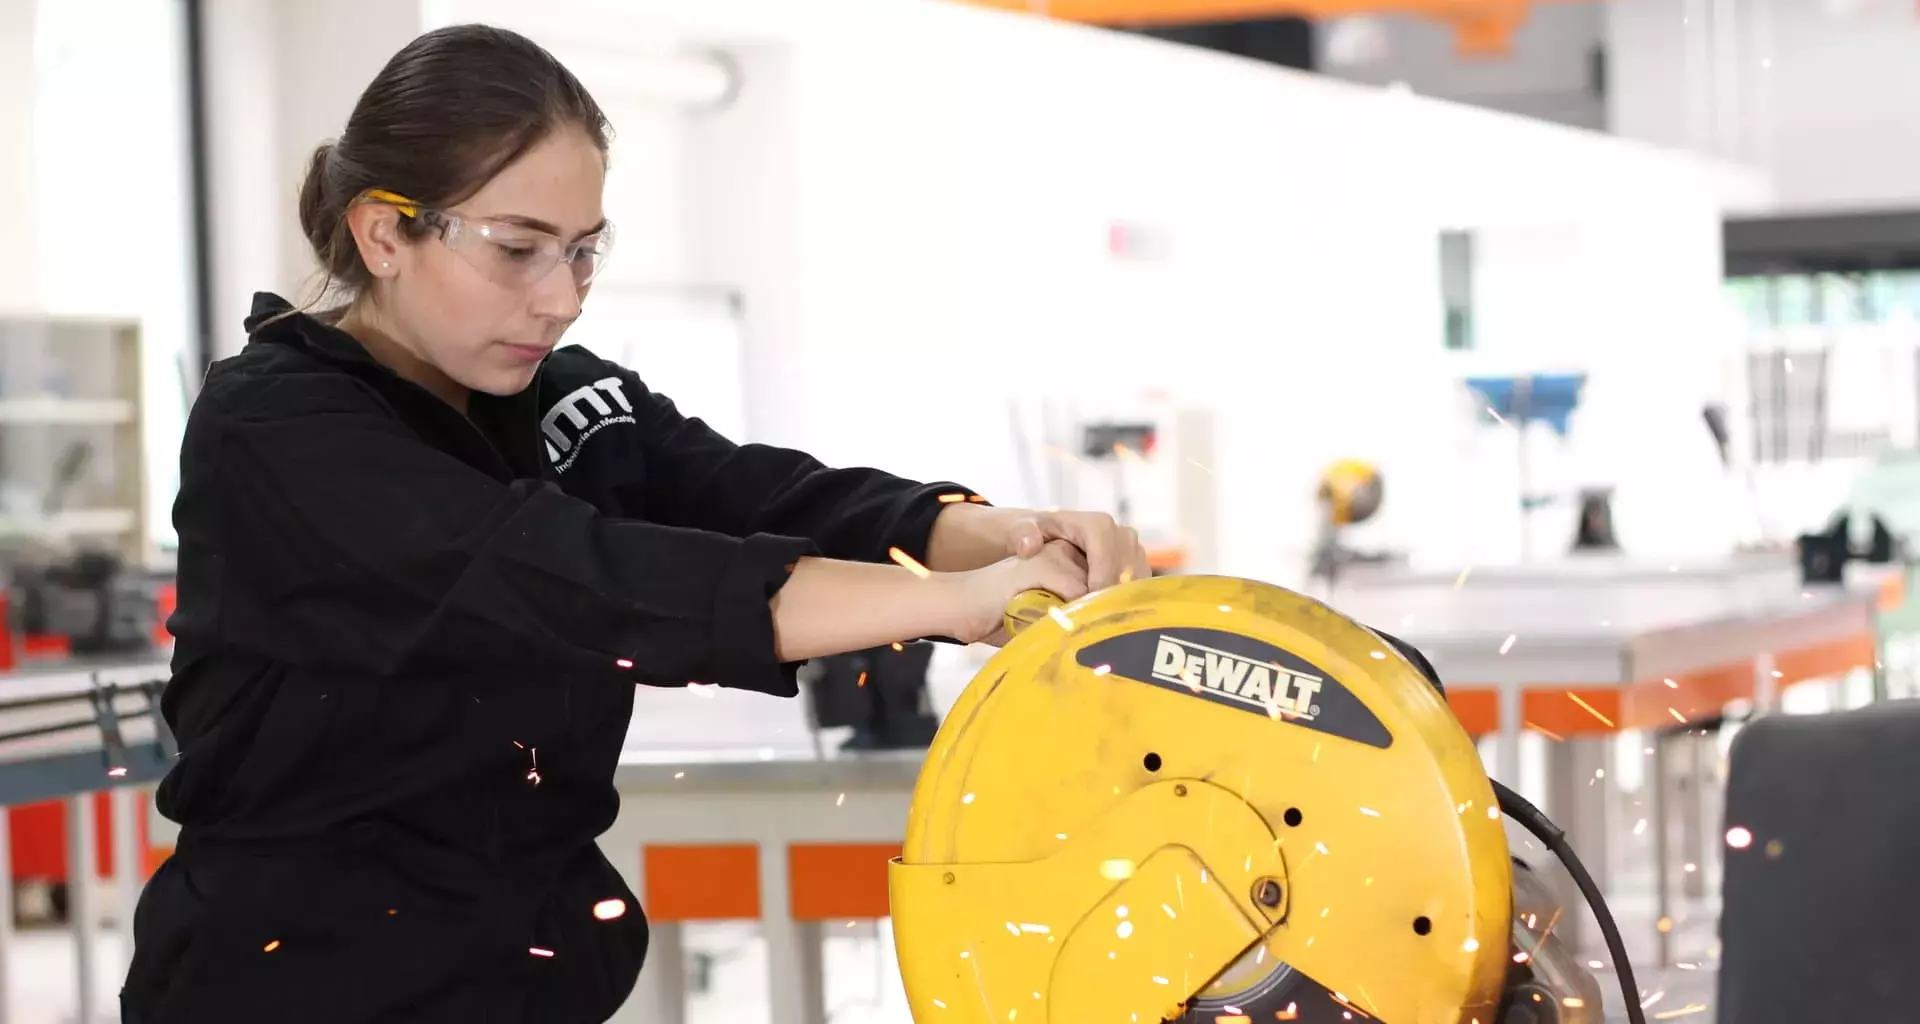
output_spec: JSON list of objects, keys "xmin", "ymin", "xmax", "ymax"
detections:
[{"xmin": 542, "ymin": 376, "xmax": 634, "ymax": 473}]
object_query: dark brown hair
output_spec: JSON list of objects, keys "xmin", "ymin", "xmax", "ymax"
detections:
[{"xmin": 294, "ymin": 24, "xmax": 612, "ymax": 313}]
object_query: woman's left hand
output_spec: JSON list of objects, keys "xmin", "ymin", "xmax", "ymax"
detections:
[{"xmin": 1004, "ymin": 510, "xmax": 1151, "ymax": 591}]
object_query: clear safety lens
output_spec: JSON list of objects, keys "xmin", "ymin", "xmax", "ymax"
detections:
[{"xmin": 443, "ymin": 217, "xmax": 615, "ymax": 290}]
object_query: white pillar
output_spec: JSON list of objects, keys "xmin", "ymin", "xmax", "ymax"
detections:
[
  {"xmin": 199, "ymin": 0, "xmax": 425, "ymax": 359},
  {"xmin": 0, "ymin": 0, "xmax": 41, "ymax": 313}
]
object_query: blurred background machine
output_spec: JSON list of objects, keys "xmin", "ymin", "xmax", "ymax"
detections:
[
  {"xmin": 1309, "ymin": 456, "xmax": 1392, "ymax": 587},
  {"xmin": 800, "ymin": 642, "xmax": 941, "ymax": 754}
]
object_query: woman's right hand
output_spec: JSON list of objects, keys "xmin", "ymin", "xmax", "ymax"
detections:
[{"xmin": 940, "ymin": 540, "xmax": 1092, "ymax": 646}]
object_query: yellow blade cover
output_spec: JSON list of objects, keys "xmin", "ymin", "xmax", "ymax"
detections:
[{"xmin": 890, "ymin": 575, "xmax": 1512, "ymax": 1024}]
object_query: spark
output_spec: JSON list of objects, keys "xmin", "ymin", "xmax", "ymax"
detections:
[
  {"xmin": 1567, "ymin": 693, "xmax": 1614, "ymax": 728},
  {"xmin": 1565, "ymin": 998, "xmax": 1585, "ymax": 1008},
  {"xmin": 938, "ymin": 492, "xmax": 969, "ymax": 504},
  {"xmin": 1488, "ymin": 806, "xmax": 1500, "ymax": 820},
  {"xmin": 1525, "ymin": 721, "xmax": 1566, "ymax": 742},
  {"xmin": 1092, "ymin": 664, "xmax": 1112, "ymax": 675},
  {"xmin": 889, "ymin": 547, "xmax": 932, "ymax": 578},
  {"xmin": 1116, "ymin": 921, "xmax": 1134, "ymax": 938},
  {"xmin": 1657, "ymin": 916, "xmax": 1674, "ymax": 934},
  {"xmin": 1278, "ymin": 1004, "xmax": 1299, "ymax": 1021},
  {"xmin": 1151, "ymin": 976, "xmax": 1170, "ymax": 986},
  {"xmin": 1641, "ymin": 990, "xmax": 1667, "ymax": 1009},
  {"xmin": 1513, "ymin": 952, "xmax": 1531, "ymax": 964},
  {"xmin": 1315, "ymin": 842, "xmax": 1330, "ymax": 855},
  {"xmin": 1369, "ymin": 650, "xmax": 1385, "ymax": 660},
  {"xmin": 1019, "ymin": 923, "xmax": 1051, "ymax": 934},
  {"xmin": 1219, "ymin": 605, "xmax": 1234, "ymax": 613},
  {"xmin": 1653, "ymin": 1005, "xmax": 1708, "ymax": 1020},
  {"xmin": 1634, "ymin": 819, "xmax": 1648, "ymax": 836},
  {"xmin": 1766, "ymin": 839, "xmax": 1784, "ymax": 858},
  {"xmin": 1664, "ymin": 678, "xmax": 1679, "ymax": 689},
  {"xmin": 892, "ymin": 642, "xmax": 905, "ymax": 651},
  {"xmin": 1161, "ymin": 904, "xmax": 1177, "ymax": 918},
  {"xmin": 933, "ymin": 1000, "xmax": 948, "ymax": 1009},
  {"xmin": 615, "ymin": 658, "xmax": 634, "ymax": 669},
  {"xmin": 1462, "ymin": 938, "xmax": 1480, "ymax": 953},
  {"xmin": 530, "ymin": 947, "xmax": 555, "ymax": 958},
  {"xmin": 594, "ymin": 899, "xmax": 627, "ymax": 921},
  {"xmin": 1588, "ymin": 960, "xmax": 1605, "ymax": 970},
  {"xmin": 857, "ymin": 672, "xmax": 868, "ymax": 688},
  {"xmin": 1684, "ymin": 862, "xmax": 1698, "ymax": 873},
  {"xmin": 263, "ymin": 940, "xmax": 282, "ymax": 953},
  {"xmin": 1056, "ymin": 833, "xmax": 1068, "ymax": 840},
  {"xmin": 962, "ymin": 793, "xmax": 975, "ymax": 804},
  {"xmin": 1359, "ymin": 807, "xmax": 1381, "ymax": 817},
  {"xmin": 1668, "ymin": 707, "xmax": 1688, "ymax": 723},
  {"xmin": 1048, "ymin": 606, "xmax": 1077, "ymax": 631},
  {"xmin": 1498, "ymin": 634, "xmax": 1517, "ymax": 655},
  {"xmin": 1454, "ymin": 566, "xmax": 1473, "ymax": 589},
  {"xmin": 1676, "ymin": 962, "xmax": 1699, "ymax": 971},
  {"xmin": 1485, "ymin": 406, "xmax": 1508, "ymax": 426},
  {"xmin": 1100, "ymin": 859, "xmax": 1135, "ymax": 880},
  {"xmin": 107, "ymin": 766, "xmax": 128, "ymax": 778},
  {"xmin": 837, "ymin": 793, "xmax": 846, "ymax": 807},
  {"xmin": 1005, "ymin": 922, "xmax": 1021, "ymax": 936},
  {"xmin": 674, "ymin": 771, "xmax": 685, "ymax": 779}
]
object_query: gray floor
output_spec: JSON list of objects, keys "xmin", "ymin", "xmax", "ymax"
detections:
[{"xmin": 7, "ymin": 918, "xmax": 1723, "ymax": 1024}]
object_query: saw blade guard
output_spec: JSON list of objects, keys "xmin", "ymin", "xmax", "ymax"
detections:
[{"xmin": 889, "ymin": 575, "xmax": 1513, "ymax": 1024}]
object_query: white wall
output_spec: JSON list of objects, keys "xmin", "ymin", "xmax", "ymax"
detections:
[
  {"xmin": 758, "ymin": 2, "xmax": 1758, "ymax": 579},
  {"xmin": 18, "ymin": 0, "xmax": 197, "ymax": 551},
  {"xmin": 1607, "ymin": 0, "xmax": 1920, "ymax": 213}
]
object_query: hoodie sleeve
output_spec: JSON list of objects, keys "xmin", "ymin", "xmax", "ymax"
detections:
[
  {"xmin": 620, "ymin": 372, "xmax": 977, "ymax": 567},
  {"xmin": 181, "ymin": 370, "xmax": 816, "ymax": 694}
]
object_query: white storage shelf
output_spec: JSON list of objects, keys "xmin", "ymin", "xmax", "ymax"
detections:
[{"xmin": 0, "ymin": 316, "xmax": 148, "ymax": 565}]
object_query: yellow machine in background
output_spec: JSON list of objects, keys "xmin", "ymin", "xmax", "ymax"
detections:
[{"xmin": 889, "ymin": 576, "xmax": 1632, "ymax": 1024}]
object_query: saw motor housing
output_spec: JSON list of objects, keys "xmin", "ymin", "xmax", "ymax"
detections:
[{"xmin": 890, "ymin": 575, "xmax": 1541, "ymax": 1024}]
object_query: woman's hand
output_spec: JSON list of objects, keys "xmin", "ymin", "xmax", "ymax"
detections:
[
  {"xmin": 926, "ymin": 504, "xmax": 1153, "ymax": 591},
  {"xmin": 940, "ymin": 540, "xmax": 1091, "ymax": 647},
  {"xmin": 1004, "ymin": 510, "xmax": 1151, "ymax": 591}
]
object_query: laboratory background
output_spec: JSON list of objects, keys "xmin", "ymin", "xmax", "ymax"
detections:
[{"xmin": 2, "ymin": 0, "xmax": 1918, "ymax": 1022}]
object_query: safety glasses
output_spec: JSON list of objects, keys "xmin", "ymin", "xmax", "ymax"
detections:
[{"xmin": 360, "ymin": 189, "xmax": 615, "ymax": 290}]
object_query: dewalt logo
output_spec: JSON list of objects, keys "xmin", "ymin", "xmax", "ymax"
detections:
[{"xmin": 1150, "ymin": 635, "xmax": 1322, "ymax": 720}]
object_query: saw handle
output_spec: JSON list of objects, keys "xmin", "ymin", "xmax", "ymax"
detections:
[{"xmin": 1001, "ymin": 588, "xmax": 1066, "ymax": 639}]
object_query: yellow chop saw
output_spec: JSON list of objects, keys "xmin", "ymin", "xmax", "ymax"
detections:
[{"xmin": 888, "ymin": 575, "xmax": 1644, "ymax": 1024}]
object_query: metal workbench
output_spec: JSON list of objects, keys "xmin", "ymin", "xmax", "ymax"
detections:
[{"xmin": 0, "ymin": 655, "xmax": 171, "ymax": 1024}]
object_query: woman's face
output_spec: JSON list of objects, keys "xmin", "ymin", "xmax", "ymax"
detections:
[{"xmin": 370, "ymin": 126, "xmax": 609, "ymax": 398}]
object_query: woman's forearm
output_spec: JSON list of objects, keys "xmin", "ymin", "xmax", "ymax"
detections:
[
  {"xmin": 923, "ymin": 503, "xmax": 1016, "ymax": 572},
  {"xmin": 769, "ymin": 557, "xmax": 956, "ymax": 662}
]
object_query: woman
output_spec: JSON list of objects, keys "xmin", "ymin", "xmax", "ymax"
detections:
[{"xmin": 122, "ymin": 23, "xmax": 1149, "ymax": 1024}]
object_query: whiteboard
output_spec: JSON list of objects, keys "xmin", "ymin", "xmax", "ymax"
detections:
[{"xmin": 564, "ymin": 284, "xmax": 749, "ymax": 443}]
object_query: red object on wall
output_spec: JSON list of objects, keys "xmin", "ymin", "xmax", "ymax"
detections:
[
  {"xmin": 154, "ymin": 581, "xmax": 178, "ymax": 645},
  {"xmin": 7, "ymin": 791, "xmax": 151, "ymax": 882}
]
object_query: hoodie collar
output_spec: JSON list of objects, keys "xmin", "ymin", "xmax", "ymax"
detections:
[{"xmin": 243, "ymin": 291, "xmax": 551, "ymax": 480}]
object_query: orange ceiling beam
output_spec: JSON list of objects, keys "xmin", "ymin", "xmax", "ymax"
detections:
[{"xmin": 955, "ymin": 0, "xmax": 1590, "ymax": 56}]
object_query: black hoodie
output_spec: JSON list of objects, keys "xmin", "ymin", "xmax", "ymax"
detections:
[{"xmin": 121, "ymin": 294, "xmax": 973, "ymax": 1023}]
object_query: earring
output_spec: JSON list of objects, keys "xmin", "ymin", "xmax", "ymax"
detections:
[{"xmin": 380, "ymin": 261, "xmax": 391, "ymax": 271}]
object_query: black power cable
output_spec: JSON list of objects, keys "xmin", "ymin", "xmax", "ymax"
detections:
[{"xmin": 1492, "ymin": 780, "xmax": 1648, "ymax": 1024}]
